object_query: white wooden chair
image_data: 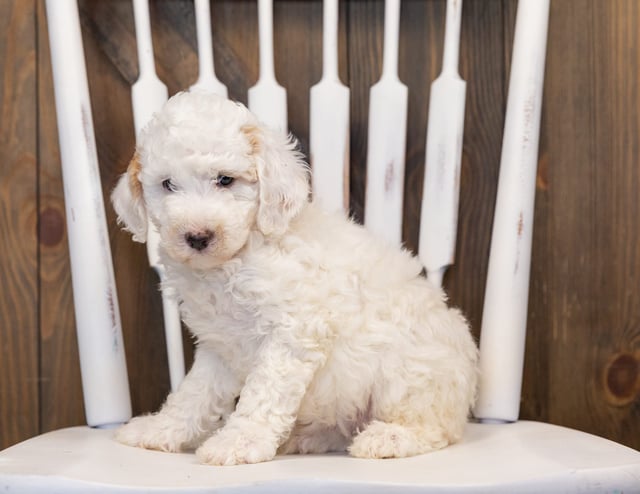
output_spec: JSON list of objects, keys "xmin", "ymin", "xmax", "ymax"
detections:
[{"xmin": 1, "ymin": 0, "xmax": 639, "ymax": 492}]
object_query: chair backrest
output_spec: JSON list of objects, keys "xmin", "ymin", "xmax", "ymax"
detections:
[{"xmin": 45, "ymin": 0, "xmax": 549, "ymax": 429}]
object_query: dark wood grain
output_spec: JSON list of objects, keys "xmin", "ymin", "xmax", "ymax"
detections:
[
  {"xmin": 1, "ymin": 0, "xmax": 639, "ymax": 451},
  {"xmin": 519, "ymin": 0, "xmax": 640, "ymax": 447},
  {"xmin": 0, "ymin": 0, "xmax": 39, "ymax": 450},
  {"xmin": 346, "ymin": 0, "xmax": 384, "ymax": 224},
  {"xmin": 568, "ymin": 0, "xmax": 640, "ymax": 442}
]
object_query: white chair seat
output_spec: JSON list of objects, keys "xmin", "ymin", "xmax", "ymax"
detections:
[{"xmin": 1, "ymin": 421, "xmax": 639, "ymax": 493}]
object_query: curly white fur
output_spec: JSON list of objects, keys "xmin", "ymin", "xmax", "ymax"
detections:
[{"xmin": 111, "ymin": 91, "xmax": 478, "ymax": 466}]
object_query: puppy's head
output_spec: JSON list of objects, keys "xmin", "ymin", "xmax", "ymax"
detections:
[{"xmin": 112, "ymin": 91, "xmax": 309, "ymax": 270}]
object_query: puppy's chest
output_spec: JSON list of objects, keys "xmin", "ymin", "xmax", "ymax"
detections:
[{"xmin": 175, "ymin": 271, "xmax": 275, "ymax": 358}]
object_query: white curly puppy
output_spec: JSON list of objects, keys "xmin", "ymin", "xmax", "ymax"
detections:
[{"xmin": 112, "ymin": 91, "xmax": 478, "ymax": 466}]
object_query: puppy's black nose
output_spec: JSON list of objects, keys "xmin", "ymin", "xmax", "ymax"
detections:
[{"xmin": 185, "ymin": 231, "xmax": 213, "ymax": 251}]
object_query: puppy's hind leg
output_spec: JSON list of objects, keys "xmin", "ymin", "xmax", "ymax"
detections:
[
  {"xmin": 348, "ymin": 351, "xmax": 476, "ymax": 459},
  {"xmin": 349, "ymin": 333, "xmax": 476, "ymax": 458},
  {"xmin": 348, "ymin": 420, "xmax": 449, "ymax": 459},
  {"xmin": 349, "ymin": 302, "xmax": 478, "ymax": 459}
]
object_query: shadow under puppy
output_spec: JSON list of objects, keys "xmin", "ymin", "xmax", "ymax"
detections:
[{"xmin": 111, "ymin": 91, "xmax": 478, "ymax": 466}]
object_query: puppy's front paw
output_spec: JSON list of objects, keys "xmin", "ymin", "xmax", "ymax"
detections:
[
  {"xmin": 196, "ymin": 421, "xmax": 278, "ymax": 466},
  {"xmin": 115, "ymin": 414, "xmax": 193, "ymax": 453}
]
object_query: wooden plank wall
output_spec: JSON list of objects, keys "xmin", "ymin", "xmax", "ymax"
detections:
[{"xmin": 1, "ymin": 0, "xmax": 639, "ymax": 451}]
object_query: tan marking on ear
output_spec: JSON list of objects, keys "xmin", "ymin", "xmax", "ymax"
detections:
[
  {"xmin": 239, "ymin": 168, "xmax": 258, "ymax": 182},
  {"xmin": 127, "ymin": 153, "xmax": 143, "ymax": 201},
  {"xmin": 241, "ymin": 125, "xmax": 261, "ymax": 155}
]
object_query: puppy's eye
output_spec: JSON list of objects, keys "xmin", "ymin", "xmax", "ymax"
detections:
[
  {"xmin": 217, "ymin": 175, "xmax": 234, "ymax": 187},
  {"xmin": 162, "ymin": 178, "xmax": 178, "ymax": 192}
]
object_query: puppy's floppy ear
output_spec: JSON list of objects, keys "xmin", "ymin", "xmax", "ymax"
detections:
[
  {"xmin": 111, "ymin": 153, "xmax": 148, "ymax": 242},
  {"xmin": 243, "ymin": 125, "xmax": 310, "ymax": 236}
]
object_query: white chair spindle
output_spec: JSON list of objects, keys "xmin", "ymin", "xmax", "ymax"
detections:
[
  {"xmin": 131, "ymin": 0, "xmax": 169, "ymax": 135},
  {"xmin": 418, "ymin": 0, "xmax": 466, "ymax": 289},
  {"xmin": 45, "ymin": 0, "xmax": 131, "ymax": 427},
  {"xmin": 310, "ymin": 0, "xmax": 350, "ymax": 214},
  {"xmin": 474, "ymin": 0, "xmax": 551, "ymax": 423},
  {"xmin": 191, "ymin": 0, "xmax": 228, "ymax": 97},
  {"xmin": 248, "ymin": 0, "xmax": 287, "ymax": 132},
  {"xmin": 364, "ymin": 0, "xmax": 408, "ymax": 246}
]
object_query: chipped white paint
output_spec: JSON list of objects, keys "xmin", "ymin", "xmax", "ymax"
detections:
[
  {"xmin": 132, "ymin": 0, "xmax": 185, "ymax": 392},
  {"xmin": 191, "ymin": 0, "xmax": 228, "ymax": 97},
  {"xmin": 474, "ymin": 0, "xmax": 551, "ymax": 423},
  {"xmin": 248, "ymin": 0, "xmax": 287, "ymax": 132},
  {"xmin": 310, "ymin": 0, "xmax": 350, "ymax": 215},
  {"xmin": 419, "ymin": 0, "xmax": 466, "ymax": 288},
  {"xmin": 364, "ymin": 0, "xmax": 408, "ymax": 246},
  {"xmin": 46, "ymin": 0, "xmax": 131, "ymax": 427}
]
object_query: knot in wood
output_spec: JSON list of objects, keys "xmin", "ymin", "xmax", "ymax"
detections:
[
  {"xmin": 39, "ymin": 207, "xmax": 65, "ymax": 247},
  {"xmin": 603, "ymin": 352, "xmax": 639, "ymax": 407}
]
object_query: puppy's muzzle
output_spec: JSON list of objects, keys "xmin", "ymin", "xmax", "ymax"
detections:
[{"xmin": 185, "ymin": 231, "xmax": 214, "ymax": 252}]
